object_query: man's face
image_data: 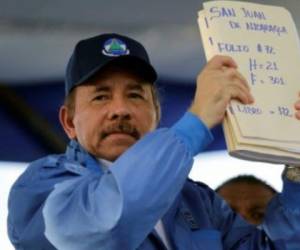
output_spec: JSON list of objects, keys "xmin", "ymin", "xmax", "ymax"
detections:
[
  {"xmin": 62, "ymin": 68, "xmax": 158, "ymax": 161},
  {"xmin": 217, "ymin": 183, "xmax": 275, "ymax": 225}
]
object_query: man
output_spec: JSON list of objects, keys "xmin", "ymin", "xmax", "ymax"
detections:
[
  {"xmin": 7, "ymin": 33, "xmax": 300, "ymax": 249},
  {"xmin": 216, "ymin": 175, "xmax": 277, "ymax": 225}
]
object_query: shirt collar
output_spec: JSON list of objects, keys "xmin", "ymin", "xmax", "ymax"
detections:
[{"xmin": 65, "ymin": 139, "xmax": 103, "ymax": 173}]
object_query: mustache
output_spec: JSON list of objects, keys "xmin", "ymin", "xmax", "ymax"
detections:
[{"xmin": 101, "ymin": 121, "xmax": 140, "ymax": 140}]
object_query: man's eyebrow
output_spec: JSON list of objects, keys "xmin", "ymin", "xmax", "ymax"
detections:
[
  {"xmin": 127, "ymin": 83, "xmax": 145, "ymax": 91},
  {"xmin": 94, "ymin": 85, "xmax": 110, "ymax": 92}
]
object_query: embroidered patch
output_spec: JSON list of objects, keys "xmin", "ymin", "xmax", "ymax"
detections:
[{"xmin": 102, "ymin": 38, "xmax": 130, "ymax": 57}]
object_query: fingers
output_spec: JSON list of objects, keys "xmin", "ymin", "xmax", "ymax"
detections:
[
  {"xmin": 294, "ymin": 98, "xmax": 300, "ymax": 120},
  {"xmin": 227, "ymin": 82, "xmax": 254, "ymax": 104},
  {"xmin": 207, "ymin": 55, "xmax": 238, "ymax": 70},
  {"xmin": 192, "ymin": 55, "xmax": 254, "ymax": 128},
  {"xmin": 206, "ymin": 55, "xmax": 253, "ymax": 100},
  {"xmin": 295, "ymin": 100, "xmax": 300, "ymax": 109},
  {"xmin": 222, "ymin": 67, "xmax": 249, "ymax": 90},
  {"xmin": 218, "ymin": 67, "xmax": 254, "ymax": 104},
  {"xmin": 293, "ymin": 91, "xmax": 300, "ymax": 119}
]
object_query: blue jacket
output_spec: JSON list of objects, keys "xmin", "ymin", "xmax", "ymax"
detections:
[{"xmin": 7, "ymin": 113, "xmax": 300, "ymax": 249}]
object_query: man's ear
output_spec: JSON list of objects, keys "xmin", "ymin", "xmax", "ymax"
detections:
[{"xmin": 59, "ymin": 106, "xmax": 76, "ymax": 139}]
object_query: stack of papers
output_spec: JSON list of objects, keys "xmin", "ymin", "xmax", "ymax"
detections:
[{"xmin": 198, "ymin": 0, "xmax": 300, "ymax": 164}]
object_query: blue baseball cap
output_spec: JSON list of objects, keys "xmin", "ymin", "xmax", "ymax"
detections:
[{"xmin": 65, "ymin": 33, "xmax": 157, "ymax": 95}]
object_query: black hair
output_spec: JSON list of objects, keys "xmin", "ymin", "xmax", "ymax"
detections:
[{"xmin": 215, "ymin": 174, "xmax": 277, "ymax": 194}]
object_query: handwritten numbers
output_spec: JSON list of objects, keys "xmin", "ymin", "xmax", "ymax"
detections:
[{"xmin": 278, "ymin": 106, "xmax": 293, "ymax": 117}]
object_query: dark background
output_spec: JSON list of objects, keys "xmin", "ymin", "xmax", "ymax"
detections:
[{"xmin": 0, "ymin": 79, "xmax": 226, "ymax": 162}]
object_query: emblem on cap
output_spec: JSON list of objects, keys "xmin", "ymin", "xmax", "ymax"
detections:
[{"xmin": 102, "ymin": 38, "xmax": 130, "ymax": 57}]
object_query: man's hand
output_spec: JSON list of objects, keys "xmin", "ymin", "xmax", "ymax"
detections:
[{"xmin": 189, "ymin": 55, "xmax": 254, "ymax": 128}]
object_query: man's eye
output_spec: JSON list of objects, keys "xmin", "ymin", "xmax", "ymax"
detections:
[
  {"xmin": 93, "ymin": 95, "xmax": 109, "ymax": 101},
  {"xmin": 129, "ymin": 93, "xmax": 144, "ymax": 99}
]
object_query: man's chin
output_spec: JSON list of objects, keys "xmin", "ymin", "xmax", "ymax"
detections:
[
  {"xmin": 96, "ymin": 146, "xmax": 132, "ymax": 162},
  {"xmin": 95, "ymin": 136, "xmax": 137, "ymax": 161}
]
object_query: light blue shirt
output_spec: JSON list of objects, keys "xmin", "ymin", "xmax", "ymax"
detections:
[{"xmin": 8, "ymin": 112, "xmax": 300, "ymax": 250}]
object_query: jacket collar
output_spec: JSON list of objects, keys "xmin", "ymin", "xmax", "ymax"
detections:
[{"xmin": 65, "ymin": 139, "xmax": 103, "ymax": 173}]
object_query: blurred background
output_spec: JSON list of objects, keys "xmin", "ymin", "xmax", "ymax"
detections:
[{"xmin": 1, "ymin": 0, "xmax": 298, "ymax": 248}]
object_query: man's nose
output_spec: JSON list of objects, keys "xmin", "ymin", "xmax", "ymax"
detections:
[{"xmin": 108, "ymin": 97, "xmax": 131, "ymax": 120}]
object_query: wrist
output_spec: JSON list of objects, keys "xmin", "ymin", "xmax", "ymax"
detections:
[
  {"xmin": 188, "ymin": 106, "xmax": 214, "ymax": 129},
  {"xmin": 171, "ymin": 112, "xmax": 213, "ymax": 155}
]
